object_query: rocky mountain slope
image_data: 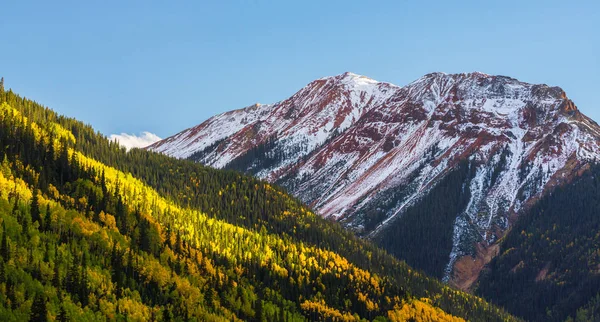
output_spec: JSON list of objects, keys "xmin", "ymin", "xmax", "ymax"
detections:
[{"xmin": 148, "ymin": 72, "xmax": 600, "ymax": 288}]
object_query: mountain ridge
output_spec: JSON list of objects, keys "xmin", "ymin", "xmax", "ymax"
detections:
[{"xmin": 148, "ymin": 71, "xmax": 600, "ymax": 290}]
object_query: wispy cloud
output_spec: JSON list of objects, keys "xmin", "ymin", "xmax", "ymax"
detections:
[{"xmin": 109, "ymin": 131, "xmax": 161, "ymax": 151}]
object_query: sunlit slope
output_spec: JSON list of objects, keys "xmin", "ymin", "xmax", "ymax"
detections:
[{"xmin": 0, "ymin": 86, "xmax": 516, "ymax": 321}]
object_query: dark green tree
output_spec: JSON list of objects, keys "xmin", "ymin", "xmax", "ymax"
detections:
[
  {"xmin": 79, "ymin": 254, "xmax": 89, "ymax": 306},
  {"xmin": 65, "ymin": 256, "xmax": 80, "ymax": 301},
  {"xmin": 56, "ymin": 298, "xmax": 68, "ymax": 322},
  {"xmin": 43, "ymin": 204, "xmax": 52, "ymax": 231},
  {"xmin": 1, "ymin": 222, "xmax": 9, "ymax": 261},
  {"xmin": 29, "ymin": 293, "xmax": 48, "ymax": 322},
  {"xmin": 53, "ymin": 261, "xmax": 61, "ymax": 290},
  {"xmin": 31, "ymin": 189, "xmax": 41, "ymax": 225}
]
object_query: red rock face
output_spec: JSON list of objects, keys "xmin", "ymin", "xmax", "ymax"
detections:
[{"xmin": 148, "ymin": 72, "xmax": 600, "ymax": 283}]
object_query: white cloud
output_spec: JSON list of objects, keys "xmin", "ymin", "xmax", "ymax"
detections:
[{"xmin": 109, "ymin": 131, "xmax": 162, "ymax": 151}]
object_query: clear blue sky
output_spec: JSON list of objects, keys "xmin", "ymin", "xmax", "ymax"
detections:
[{"xmin": 1, "ymin": 1, "xmax": 598, "ymax": 140}]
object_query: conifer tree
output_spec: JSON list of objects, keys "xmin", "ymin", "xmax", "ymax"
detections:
[
  {"xmin": 1, "ymin": 222, "xmax": 9, "ymax": 261},
  {"xmin": 44, "ymin": 204, "xmax": 51, "ymax": 231},
  {"xmin": 66, "ymin": 257, "xmax": 79, "ymax": 299},
  {"xmin": 56, "ymin": 304, "xmax": 68, "ymax": 322},
  {"xmin": 79, "ymin": 254, "xmax": 89, "ymax": 306},
  {"xmin": 29, "ymin": 293, "xmax": 48, "ymax": 322},
  {"xmin": 53, "ymin": 261, "xmax": 61, "ymax": 289},
  {"xmin": 31, "ymin": 189, "xmax": 41, "ymax": 225}
]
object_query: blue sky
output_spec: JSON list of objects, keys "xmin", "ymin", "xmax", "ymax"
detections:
[{"xmin": 1, "ymin": 1, "xmax": 598, "ymax": 144}]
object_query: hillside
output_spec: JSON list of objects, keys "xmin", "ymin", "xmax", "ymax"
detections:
[
  {"xmin": 476, "ymin": 164, "xmax": 600, "ymax": 321},
  {"xmin": 0, "ymin": 83, "xmax": 516, "ymax": 321}
]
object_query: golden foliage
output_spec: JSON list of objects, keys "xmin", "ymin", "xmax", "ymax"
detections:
[
  {"xmin": 387, "ymin": 299, "xmax": 465, "ymax": 322},
  {"xmin": 300, "ymin": 299, "xmax": 357, "ymax": 322}
]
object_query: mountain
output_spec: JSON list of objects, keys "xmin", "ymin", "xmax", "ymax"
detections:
[
  {"xmin": 149, "ymin": 72, "xmax": 600, "ymax": 320},
  {"xmin": 149, "ymin": 71, "xmax": 600, "ymax": 281},
  {"xmin": 0, "ymin": 83, "xmax": 517, "ymax": 320}
]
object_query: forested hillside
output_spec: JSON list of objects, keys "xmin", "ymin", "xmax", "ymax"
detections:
[
  {"xmin": 476, "ymin": 164, "xmax": 600, "ymax": 322},
  {"xmin": 0, "ymin": 81, "xmax": 516, "ymax": 321}
]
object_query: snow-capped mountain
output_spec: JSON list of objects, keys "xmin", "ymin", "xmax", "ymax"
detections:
[{"xmin": 148, "ymin": 72, "xmax": 600, "ymax": 287}]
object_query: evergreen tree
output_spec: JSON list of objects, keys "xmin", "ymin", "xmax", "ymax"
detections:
[
  {"xmin": 43, "ymin": 204, "xmax": 51, "ymax": 231},
  {"xmin": 53, "ymin": 261, "xmax": 61, "ymax": 289},
  {"xmin": 11, "ymin": 196, "xmax": 19, "ymax": 216},
  {"xmin": 56, "ymin": 305, "xmax": 68, "ymax": 322},
  {"xmin": 79, "ymin": 254, "xmax": 89, "ymax": 306},
  {"xmin": 65, "ymin": 256, "xmax": 79, "ymax": 300},
  {"xmin": 29, "ymin": 293, "xmax": 48, "ymax": 322},
  {"xmin": 6, "ymin": 278, "xmax": 16, "ymax": 310},
  {"xmin": 56, "ymin": 293, "xmax": 68, "ymax": 322},
  {"xmin": 1, "ymin": 222, "xmax": 9, "ymax": 261},
  {"xmin": 255, "ymin": 299, "xmax": 263, "ymax": 322},
  {"xmin": 31, "ymin": 189, "xmax": 41, "ymax": 225}
]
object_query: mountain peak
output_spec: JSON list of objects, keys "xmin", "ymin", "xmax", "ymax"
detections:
[
  {"xmin": 462, "ymin": 71, "xmax": 491, "ymax": 77},
  {"xmin": 342, "ymin": 71, "xmax": 361, "ymax": 77},
  {"xmin": 319, "ymin": 72, "xmax": 380, "ymax": 85}
]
